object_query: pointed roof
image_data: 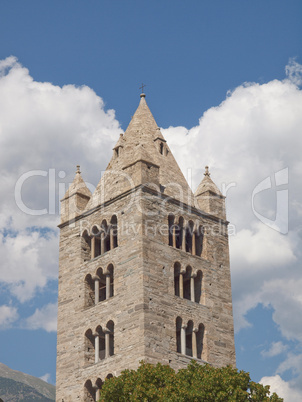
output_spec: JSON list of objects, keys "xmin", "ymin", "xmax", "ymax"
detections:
[
  {"xmin": 85, "ymin": 94, "xmax": 195, "ymax": 209},
  {"xmin": 195, "ymin": 166, "xmax": 223, "ymax": 197},
  {"xmin": 62, "ymin": 165, "xmax": 92, "ymax": 201},
  {"xmin": 123, "ymin": 94, "xmax": 159, "ymax": 144}
]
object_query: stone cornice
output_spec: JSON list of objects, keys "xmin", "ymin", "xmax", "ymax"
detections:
[{"xmin": 58, "ymin": 183, "xmax": 229, "ymax": 229}]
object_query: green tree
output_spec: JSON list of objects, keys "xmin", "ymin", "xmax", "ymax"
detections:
[{"xmin": 99, "ymin": 361, "xmax": 283, "ymax": 402}]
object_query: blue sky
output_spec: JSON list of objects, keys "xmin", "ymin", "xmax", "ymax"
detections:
[{"xmin": 0, "ymin": 1, "xmax": 301, "ymax": 400}]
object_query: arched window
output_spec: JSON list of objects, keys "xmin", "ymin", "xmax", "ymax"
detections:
[
  {"xmin": 176, "ymin": 317, "xmax": 182, "ymax": 353},
  {"xmin": 168, "ymin": 215, "xmax": 175, "ymax": 246},
  {"xmin": 174, "ymin": 262, "xmax": 181, "ymax": 297},
  {"xmin": 91, "ymin": 322, "xmax": 114, "ymax": 362},
  {"xmin": 84, "ymin": 380, "xmax": 94, "ymax": 402},
  {"xmin": 82, "ymin": 230, "xmax": 91, "ymax": 261},
  {"xmin": 175, "ymin": 319, "xmax": 205, "ymax": 359},
  {"xmin": 84, "ymin": 329, "xmax": 95, "ymax": 365},
  {"xmin": 86, "ymin": 265, "xmax": 114, "ymax": 307},
  {"xmin": 110, "ymin": 215, "xmax": 118, "ymax": 249},
  {"xmin": 94, "ymin": 378, "xmax": 103, "ymax": 402},
  {"xmin": 84, "ymin": 379, "xmax": 103, "ymax": 402},
  {"xmin": 85, "ymin": 274, "xmax": 95, "ymax": 307}
]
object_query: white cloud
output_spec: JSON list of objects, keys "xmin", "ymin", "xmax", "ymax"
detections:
[
  {"xmin": 260, "ymin": 278, "xmax": 302, "ymax": 342},
  {"xmin": 0, "ymin": 305, "xmax": 18, "ymax": 329},
  {"xmin": 260, "ymin": 375, "xmax": 301, "ymax": 402},
  {"xmin": 285, "ymin": 58, "xmax": 302, "ymax": 87},
  {"xmin": 25, "ymin": 303, "xmax": 57, "ymax": 332},
  {"xmin": 261, "ymin": 341, "xmax": 288, "ymax": 358},
  {"xmin": 40, "ymin": 373, "xmax": 51, "ymax": 383},
  {"xmin": 0, "ymin": 56, "xmax": 121, "ymax": 303},
  {"xmin": 277, "ymin": 353, "xmax": 302, "ymax": 388},
  {"xmin": 0, "ymin": 56, "xmax": 301, "ymax": 393},
  {"xmin": 231, "ymin": 223, "xmax": 296, "ymax": 269},
  {"xmin": 0, "ymin": 229, "xmax": 58, "ymax": 302},
  {"xmin": 163, "ymin": 60, "xmax": 302, "ymax": 344},
  {"xmin": 162, "ymin": 62, "xmax": 302, "ymax": 393}
]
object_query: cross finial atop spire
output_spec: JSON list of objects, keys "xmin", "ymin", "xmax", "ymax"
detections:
[
  {"xmin": 139, "ymin": 83, "xmax": 146, "ymax": 96},
  {"xmin": 204, "ymin": 166, "xmax": 210, "ymax": 176},
  {"xmin": 76, "ymin": 165, "xmax": 81, "ymax": 174}
]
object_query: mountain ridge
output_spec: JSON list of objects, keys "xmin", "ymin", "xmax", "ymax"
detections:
[{"xmin": 0, "ymin": 363, "xmax": 55, "ymax": 401}]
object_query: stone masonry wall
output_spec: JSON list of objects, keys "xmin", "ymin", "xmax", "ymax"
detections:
[{"xmin": 56, "ymin": 184, "xmax": 235, "ymax": 401}]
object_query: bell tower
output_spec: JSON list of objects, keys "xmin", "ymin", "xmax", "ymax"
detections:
[{"xmin": 56, "ymin": 93, "xmax": 236, "ymax": 401}]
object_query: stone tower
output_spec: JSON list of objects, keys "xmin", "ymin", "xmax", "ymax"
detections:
[{"xmin": 56, "ymin": 94, "xmax": 236, "ymax": 401}]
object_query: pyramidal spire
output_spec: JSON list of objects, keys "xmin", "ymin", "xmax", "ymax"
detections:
[
  {"xmin": 123, "ymin": 93, "xmax": 159, "ymax": 144},
  {"xmin": 60, "ymin": 165, "xmax": 92, "ymax": 224},
  {"xmin": 85, "ymin": 93, "xmax": 195, "ymax": 209},
  {"xmin": 62, "ymin": 165, "xmax": 92, "ymax": 200},
  {"xmin": 195, "ymin": 166, "xmax": 226, "ymax": 220},
  {"xmin": 195, "ymin": 166, "xmax": 223, "ymax": 197}
]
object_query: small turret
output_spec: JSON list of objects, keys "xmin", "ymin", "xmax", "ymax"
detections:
[
  {"xmin": 60, "ymin": 165, "xmax": 92, "ymax": 224},
  {"xmin": 195, "ymin": 166, "xmax": 226, "ymax": 220}
]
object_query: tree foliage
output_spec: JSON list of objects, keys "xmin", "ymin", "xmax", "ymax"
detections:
[{"xmin": 99, "ymin": 361, "xmax": 283, "ymax": 402}]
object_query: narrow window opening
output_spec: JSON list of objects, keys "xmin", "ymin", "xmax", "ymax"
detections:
[
  {"xmin": 160, "ymin": 142, "xmax": 164, "ymax": 154},
  {"xmin": 84, "ymin": 330, "xmax": 94, "ymax": 365},
  {"xmin": 82, "ymin": 231, "xmax": 91, "ymax": 261},
  {"xmin": 183, "ymin": 267, "xmax": 191, "ymax": 301},
  {"xmin": 176, "ymin": 317, "xmax": 182, "ymax": 353},
  {"xmin": 96, "ymin": 268, "xmax": 106, "ymax": 302},
  {"xmin": 98, "ymin": 326, "xmax": 106, "ymax": 361},
  {"xmin": 195, "ymin": 226, "xmax": 204, "ymax": 257},
  {"xmin": 186, "ymin": 321, "xmax": 193, "ymax": 357},
  {"xmin": 168, "ymin": 215, "xmax": 175, "ymax": 246},
  {"xmin": 185, "ymin": 221, "xmax": 194, "ymax": 253},
  {"xmin": 197, "ymin": 324, "xmax": 205, "ymax": 360},
  {"xmin": 105, "ymin": 235, "xmax": 110, "ymax": 252},
  {"xmin": 174, "ymin": 262, "xmax": 181, "ymax": 297},
  {"xmin": 85, "ymin": 275, "xmax": 95, "ymax": 308},
  {"xmin": 99, "ymin": 277, "xmax": 106, "ymax": 301},
  {"xmin": 110, "ymin": 215, "xmax": 118, "ymax": 249},
  {"xmin": 194, "ymin": 271, "xmax": 203, "ymax": 304},
  {"xmin": 107, "ymin": 264, "xmax": 114, "ymax": 297},
  {"xmin": 107, "ymin": 320, "xmax": 115, "ymax": 356}
]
